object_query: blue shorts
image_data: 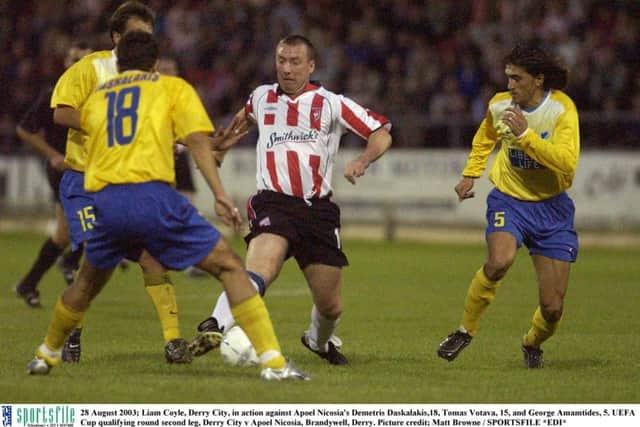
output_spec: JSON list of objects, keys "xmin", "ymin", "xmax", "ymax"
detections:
[
  {"xmin": 485, "ymin": 188, "xmax": 579, "ymax": 262},
  {"xmin": 59, "ymin": 170, "xmax": 95, "ymax": 251},
  {"xmin": 86, "ymin": 181, "xmax": 220, "ymax": 270}
]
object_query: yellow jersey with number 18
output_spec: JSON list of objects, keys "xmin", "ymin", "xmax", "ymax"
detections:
[
  {"xmin": 80, "ymin": 70, "xmax": 214, "ymax": 192},
  {"xmin": 50, "ymin": 50, "xmax": 118, "ymax": 172}
]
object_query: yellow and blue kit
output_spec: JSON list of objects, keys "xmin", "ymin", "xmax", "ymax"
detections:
[
  {"xmin": 80, "ymin": 70, "xmax": 218, "ymax": 270},
  {"xmin": 51, "ymin": 50, "xmax": 117, "ymax": 249},
  {"xmin": 51, "ymin": 50, "xmax": 117, "ymax": 173},
  {"xmin": 463, "ymin": 90, "xmax": 580, "ymax": 261},
  {"xmin": 80, "ymin": 70, "xmax": 212, "ymax": 191}
]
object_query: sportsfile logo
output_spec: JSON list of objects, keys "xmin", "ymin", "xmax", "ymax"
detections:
[
  {"xmin": 2, "ymin": 406, "xmax": 11, "ymax": 427},
  {"xmin": 12, "ymin": 406, "xmax": 75, "ymax": 427}
]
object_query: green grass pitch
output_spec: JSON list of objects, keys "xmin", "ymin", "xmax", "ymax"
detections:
[{"xmin": 1, "ymin": 231, "xmax": 638, "ymax": 403}]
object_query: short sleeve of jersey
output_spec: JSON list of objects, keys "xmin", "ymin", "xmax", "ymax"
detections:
[
  {"xmin": 245, "ymin": 85, "xmax": 273, "ymax": 122},
  {"xmin": 171, "ymin": 78, "xmax": 215, "ymax": 140},
  {"xmin": 19, "ymin": 88, "xmax": 51, "ymax": 133},
  {"xmin": 50, "ymin": 57, "xmax": 97, "ymax": 109},
  {"xmin": 332, "ymin": 94, "xmax": 392, "ymax": 139},
  {"xmin": 245, "ymin": 92, "xmax": 255, "ymax": 121}
]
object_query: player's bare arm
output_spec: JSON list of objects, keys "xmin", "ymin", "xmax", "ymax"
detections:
[
  {"xmin": 344, "ymin": 127, "xmax": 392, "ymax": 185},
  {"xmin": 213, "ymin": 149, "xmax": 228, "ymax": 168},
  {"xmin": 15, "ymin": 126, "xmax": 67, "ymax": 172},
  {"xmin": 454, "ymin": 176, "xmax": 476, "ymax": 201},
  {"xmin": 185, "ymin": 131, "xmax": 242, "ymax": 230},
  {"xmin": 53, "ymin": 106, "xmax": 82, "ymax": 131},
  {"xmin": 209, "ymin": 117, "xmax": 249, "ymax": 151}
]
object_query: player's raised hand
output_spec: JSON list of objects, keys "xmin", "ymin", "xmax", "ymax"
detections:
[
  {"xmin": 344, "ymin": 157, "xmax": 369, "ymax": 185},
  {"xmin": 211, "ymin": 115, "xmax": 251, "ymax": 151},
  {"xmin": 454, "ymin": 176, "xmax": 476, "ymax": 201},
  {"xmin": 214, "ymin": 194, "xmax": 243, "ymax": 232},
  {"xmin": 502, "ymin": 105, "xmax": 528, "ymax": 137},
  {"xmin": 229, "ymin": 113, "xmax": 251, "ymax": 136}
]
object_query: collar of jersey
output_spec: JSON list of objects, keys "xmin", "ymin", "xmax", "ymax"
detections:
[
  {"xmin": 522, "ymin": 90, "xmax": 550, "ymax": 113},
  {"xmin": 276, "ymin": 81, "xmax": 320, "ymax": 100},
  {"xmin": 121, "ymin": 69, "xmax": 152, "ymax": 74}
]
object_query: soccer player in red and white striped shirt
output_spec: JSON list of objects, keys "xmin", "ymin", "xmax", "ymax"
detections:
[{"xmin": 189, "ymin": 35, "xmax": 392, "ymax": 365}]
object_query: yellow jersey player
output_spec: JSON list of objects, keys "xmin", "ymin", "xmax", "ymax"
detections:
[
  {"xmin": 14, "ymin": 41, "xmax": 92, "ymax": 308},
  {"xmin": 438, "ymin": 44, "xmax": 579, "ymax": 368},
  {"xmin": 49, "ymin": 1, "xmax": 190, "ymax": 364},
  {"xmin": 27, "ymin": 31, "xmax": 309, "ymax": 381}
]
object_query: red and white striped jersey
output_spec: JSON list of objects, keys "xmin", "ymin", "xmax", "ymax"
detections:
[{"xmin": 245, "ymin": 83, "xmax": 391, "ymax": 200}]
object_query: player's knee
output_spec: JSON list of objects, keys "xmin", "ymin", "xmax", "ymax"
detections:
[
  {"xmin": 248, "ymin": 265, "xmax": 279, "ymax": 286},
  {"xmin": 540, "ymin": 302, "xmax": 563, "ymax": 323},
  {"xmin": 199, "ymin": 244, "xmax": 244, "ymax": 277},
  {"xmin": 219, "ymin": 250, "xmax": 244, "ymax": 273},
  {"xmin": 315, "ymin": 298, "xmax": 343, "ymax": 320},
  {"xmin": 63, "ymin": 279, "xmax": 92, "ymax": 311},
  {"xmin": 320, "ymin": 304, "xmax": 342, "ymax": 320},
  {"xmin": 484, "ymin": 255, "xmax": 514, "ymax": 280}
]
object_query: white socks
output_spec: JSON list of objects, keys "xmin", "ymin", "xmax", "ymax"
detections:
[
  {"xmin": 307, "ymin": 305, "xmax": 339, "ymax": 352},
  {"xmin": 211, "ymin": 275, "xmax": 262, "ymax": 332}
]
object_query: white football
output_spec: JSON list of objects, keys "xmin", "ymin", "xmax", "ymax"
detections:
[
  {"xmin": 219, "ymin": 325, "xmax": 259, "ymax": 367},
  {"xmin": 27, "ymin": 357, "xmax": 51, "ymax": 375}
]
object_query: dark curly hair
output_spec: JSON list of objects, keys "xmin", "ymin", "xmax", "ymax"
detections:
[{"xmin": 504, "ymin": 44, "xmax": 568, "ymax": 90}]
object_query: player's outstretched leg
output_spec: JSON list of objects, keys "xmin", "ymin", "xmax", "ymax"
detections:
[
  {"xmin": 27, "ymin": 260, "xmax": 112, "ymax": 375},
  {"xmin": 196, "ymin": 238, "xmax": 310, "ymax": 381},
  {"xmin": 27, "ymin": 298, "xmax": 83, "ymax": 375},
  {"xmin": 188, "ymin": 270, "xmax": 266, "ymax": 357}
]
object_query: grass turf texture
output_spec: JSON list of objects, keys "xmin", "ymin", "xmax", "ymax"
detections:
[{"xmin": 1, "ymin": 231, "xmax": 638, "ymax": 403}]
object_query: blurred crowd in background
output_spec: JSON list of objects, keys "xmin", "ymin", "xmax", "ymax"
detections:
[{"xmin": 1, "ymin": 0, "xmax": 639, "ymax": 153}]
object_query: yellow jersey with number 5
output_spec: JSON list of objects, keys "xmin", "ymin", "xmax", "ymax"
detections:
[
  {"xmin": 462, "ymin": 90, "xmax": 580, "ymax": 201},
  {"xmin": 80, "ymin": 70, "xmax": 214, "ymax": 192}
]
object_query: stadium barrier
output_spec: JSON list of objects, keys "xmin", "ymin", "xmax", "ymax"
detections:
[
  {"xmin": 211, "ymin": 149, "xmax": 640, "ymax": 232},
  {"xmin": 2, "ymin": 149, "xmax": 639, "ymax": 234}
]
